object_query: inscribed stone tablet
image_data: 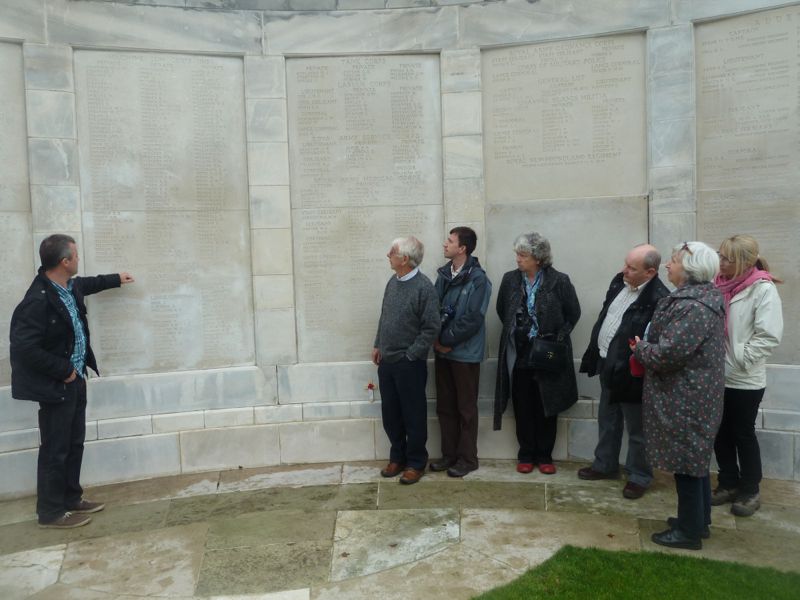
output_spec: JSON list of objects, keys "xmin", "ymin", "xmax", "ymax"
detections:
[
  {"xmin": 293, "ymin": 205, "xmax": 443, "ymax": 363},
  {"xmin": 698, "ymin": 188, "xmax": 798, "ymax": 365},
  {"xmin": 0, "ymin": 42, "xmax": 32, "ymax": 387},
  {"xmin": 74, "ymin": 51, "xmax": 254, "ymax": 375},
  {"xmin": 485, "ymin": 196, "xmax": 648, "ymax": 359},
  {"xmin": 696, "ymin": 5, "xmax": 800, "ymax": 190},
  {"xmin": 286, "ymin": 55, "xmax": 442, "ymax": 209},
  {"xmin": 483, "ymin": 34, "xmax": 646, "ymax": 203},
  {"xmin": 286, "ymin": 55, "xmax": 444, "ymax": 363}
]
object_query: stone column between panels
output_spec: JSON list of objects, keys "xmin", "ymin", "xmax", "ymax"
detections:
[
  {"xmin": 441, "ymin": 49, "xmax": 486, "ymax": 258},
  {"xmin": 646, "ymin": 24, "xmax": 696, "ymax": 257},
  {"xmin": 245, "ymin": 55, "xmax": 298, "ymax": 367}
]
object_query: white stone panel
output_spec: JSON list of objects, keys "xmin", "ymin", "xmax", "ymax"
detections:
[
  {"xmin": 0, "ymin": 0, "xmax": 46, "ymax": 43},
  {"xmin": 180, "ymin": 425, "xmax": 280, "ymax": 472},
  {"xmin": 696, "ymin": 5, "xmax": 800, "ymax": 191},
  {"xmin": 87, "ymin": 367, "xmax": 276, "ymax": 421},
  {"xmin": 27, "ymin": 138, "xmax": 78, "ymax": 185},
  {"xmin": 287, "ymin": 55, "xmax": 442, "ymax": 210},
  {"xmin": 74, "ymin": 50, "xmax": 254, "ymax": 375},
  {"xmin": 0, "ymin": 449, "xmax": 37, "ymax": 498},
  {"xmin": 0, "ymin": 428, "xmax": 39, "ymax": 453},
  {"xmin": 444, "ymin": 178, "xmax": 484, "ymax": 223},
  {"xmin": 280, "ymin": 420, "xmax": 375, "ymax": 463},
  {"xmin": 443, "ymin": 135, "xmax": 483, "ymax": 180},
  {"xmin": 697, "ymin": 188, "xmax": 797, "ymax": 364},
  {"xmin": 247, "ymin": 98, "xmax": 288, "ymax": 142},
  {"xmin": 82, "ymin": 434, "xmax": 181, "ymax": 486},
  {"xmin": 757, "ymin": 430, "xmax": 795, "ymax": 480},
  {"xmin": 85, "ymin": 421, "xmax": 98, "ymax": 442},
  {"xmin": 649, "ymin": 166, "xmax": 695, "ymax": 214},
  {"xmin": 253, "ymin": 275, "xmax": 294, "ymax": 310},
  {"xmin": 441, "ymin": 49, "xmax": 481, "ymax": 93},
  {"xmin": 483, "ymin": 34, "xmax": 646, "ymax": 202},
  {"xmin": 248, "ymin": 142, "xmax": 290, "ymax": 186},
  {"xmin": 650, "ymin": 212, "xmax": 695, "ymax": 275},
  {"xmin": 152, "ymin": 411, "xmax": 205, "ymax": 434},
  {"xmin": 649, "ymin": 118, "xmax": 694, "ymax": 169},
  {"xmin": 251, "ymin": 185, "xmax": 291, "ymax": 229},
  {"xmin": 30, "ymin": 185, "xmax": 81, "ymax": 232},
  {"xmin": 442, "ymin": 92, "xmax": 482, "ymax": 137},
  {"xmin": 350, "ymin": 401, "xmax": 383, "ymax": 419},
  {"xmin": 204, "ymin": 407, "xmax": 255, "ymax": 428},
  {"xmin": 476, "ymin": 417, "xmax": 519, "ymax": 459},
  {"xmin": 26, "ymin": 90, "xmax": 75, "ymax": 139},
  {"xmin": 255, "ymin": 308, "xmax": 298, "ymax": 365},
  {"xmin": 278, "ymin": 361, "xmax": 392, "ymax": 405},
  {"xmin": 567, "ymin": 418, "xmax": 598, "ymax": 460},
  {"xmin": 97, "ymin": 416, "xmax": 153, "ymax": 440},
  {"xmin": 0, "ymin": 43, "xmax": 30, "ymax": 214},
  {"xmin": 254, "ymin": 404, "xmax": 303, "ymax": 424},
  {"xmin": 0, "ymin": 213, "xmax": 33, "ymax": 388},
  {"xmin": 245, "ymin": 55, "xmax": 287, "ymax": 99},
  {"xmin": 252, "ymin": 228, "xmax": 293, "ymax": 275},
  {"xmin": 23, "ymin": 43, "xmax": 73, "ymax": 91},
  {"xmin": 764, "ymin": 366, "xmax": 800, "ymax": 411},
  {"xmin": 485, "ymin": 196, "xmax": 648, "ymax": 360}
]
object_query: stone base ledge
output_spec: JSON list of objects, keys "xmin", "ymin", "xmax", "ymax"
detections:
[{"xmin": 1, "ymin": 416, "xmax": 797, "ymax": 499}]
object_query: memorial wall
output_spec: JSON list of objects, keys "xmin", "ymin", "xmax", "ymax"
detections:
[
  {"xmin": 74, "ymin": 51, "xmax": 255, "ymax": 375},
  {"xmin": 482, "ymin": 34, "xmax": 648, "ymax": 355},
  {"xmin": 0, "ymin": 0, "xmax": 799, "ymax": 496},
  {"xmin": 287, "ymin": 55, "xmax": 443, "ymax": 363},
  {"xmin": 0, "ymin": 42, "xmax": 32, "ymax": 388},
  {"xmin": 696, "ymin": 4, "xmax": 800, "ymax": 364}
]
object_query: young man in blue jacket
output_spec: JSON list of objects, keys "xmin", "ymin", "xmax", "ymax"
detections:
[
  {"xmin": 430, "ymin": 227, "xmax": 492, "ymax": 477},
  {"xmin": 10, "ymin": 234, "xmax": 134, "ymax": 528}
]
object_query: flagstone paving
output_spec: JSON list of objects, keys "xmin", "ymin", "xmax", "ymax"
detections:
[{"xmin": 0, "ymin": 460, "xmax": 798, "ymax": 600}]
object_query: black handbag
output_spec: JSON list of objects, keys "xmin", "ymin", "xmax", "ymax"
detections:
[{"xmin": 519, "ymin": 335, "xmax": 569, "ymax": 372}]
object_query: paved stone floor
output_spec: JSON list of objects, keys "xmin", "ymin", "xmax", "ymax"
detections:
[{"xmin": 1, "ymin": 460, "xmax": 799, "ymax": 599}]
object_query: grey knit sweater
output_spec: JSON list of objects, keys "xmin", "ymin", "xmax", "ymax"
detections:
[{"xmin": 374, "ymin": 272, "xmax": 440, "ymax": 363}]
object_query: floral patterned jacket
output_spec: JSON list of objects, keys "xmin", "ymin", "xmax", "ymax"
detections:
[{"xmin": 633, "ymin": 282, "xmax": 725, "ymax": 476}]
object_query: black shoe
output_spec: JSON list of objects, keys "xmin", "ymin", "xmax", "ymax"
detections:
[
  {"xmin": 651, "ymin": 527, "xmax": 702, "ymax": 550},
  {"xmin": 446, "ymin": 462, "xmax": 477, "ymax": 478},
  {"xmin": 429, "ymin": 458, "xmax": 456, "ymax": 472},
  {"xmin": 667, "ymin": 517, "xmax": 710, "ymax": 539}
]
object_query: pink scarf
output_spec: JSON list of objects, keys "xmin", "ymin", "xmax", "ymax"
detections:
[{"xmin": 714, "ymin": 267, "xmax": 773, "ymax": 334}]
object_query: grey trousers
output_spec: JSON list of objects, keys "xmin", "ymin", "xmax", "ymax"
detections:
[{"xmin": 592, "ymin": 380, "xmax": 653, "ymax": 487}]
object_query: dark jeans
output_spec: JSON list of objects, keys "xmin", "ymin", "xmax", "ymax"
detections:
[
  {"xmin": 714, "ymin": 387, "xmax": 765, "ymax": 495},
  {"xmin": 512, "ymin": 367, "xmax": 557, "ymax": 464},
  {"xmin": 37, "ymin": 378, "xmax": 87, "ymax": 522},
  {"xmin": 674, "ymin": 473, "xmax": 711, "ymax": 540},
  {"xmin": 378, "ymin": 358, "xmax": 429, "ymax": 470},
  {"xmin": 434, "ymin": 357, "xmax": 480, "ymax": 469}
]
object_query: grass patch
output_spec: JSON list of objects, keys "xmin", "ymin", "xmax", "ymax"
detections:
[{"xmin": 474, "ymin": 545, "xmax": 800, "ymax": 600}]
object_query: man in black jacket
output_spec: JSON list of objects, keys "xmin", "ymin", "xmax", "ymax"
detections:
[
  {"xmin": 10, "ymin": 234, "xmax": 134, "ymax": 528},
  {"xmin": 578, "ymin": 244, "xmax": 668, "ymax": 499}
]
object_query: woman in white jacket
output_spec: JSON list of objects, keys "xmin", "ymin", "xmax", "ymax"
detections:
[{"xmin": 711, "ymin": 235, "xmax": 783, "ymax": 517}]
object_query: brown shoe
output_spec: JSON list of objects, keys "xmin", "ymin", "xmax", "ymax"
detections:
[
  {"xmin": 69, "ymin": 499, "xmax": 106, "ymax": 514},
  {"xmin": 399, "ymin": 467, "xmax": 424, "ymax": 485},
  {"xmin": 577, "ymin": 466, "xmax": 620, "ymax": 481},
  {"xmin": 38, "ymin": 512, "xmax": 92, "ymax": 529},
  {"xmin": 380, "ymin": 462, "xmax": 405, "ymax": 478},
  {"xmin": 623, "ymin": 481, "xmax": 647, "ymax": 499}
]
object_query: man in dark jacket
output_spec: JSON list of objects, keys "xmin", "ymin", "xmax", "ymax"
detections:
[
  {"xmin": 578, "ymin": 244, "xmax": 668, "ymax": 499},
  {"xmin": 10, "ymin": 234, "xmax": 134, "ymax": 528},
  {"xmin": 430, "ymin": 227, "xmax": 492, "ymax": 478}
]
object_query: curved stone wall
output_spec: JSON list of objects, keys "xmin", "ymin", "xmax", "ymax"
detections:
[{"xmin": 1, "ymin": 0, "xmax": 798, "ymax": 498}]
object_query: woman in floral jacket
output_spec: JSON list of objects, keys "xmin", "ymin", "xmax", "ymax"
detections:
[{"xmin": 631, "ymin": 241, "xmax": 725, "ymax": 550}]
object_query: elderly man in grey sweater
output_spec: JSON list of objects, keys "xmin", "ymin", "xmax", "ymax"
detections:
[{"xmin": 372, "ymin": 236, "xmax": 440, "ymax": 485}]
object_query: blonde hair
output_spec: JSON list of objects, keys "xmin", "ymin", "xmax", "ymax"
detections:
[{"xmin": 718, "ymin": 234, "xmax": 782, "ymax": 283}]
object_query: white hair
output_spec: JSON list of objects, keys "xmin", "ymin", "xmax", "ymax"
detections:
[
  {"xmin": 672, "ymin": 241, "xmax": 719, "ymax": 284},
  {"xmin": 391, "ymin": 236, "xmax": 425, "ymax": 268}
]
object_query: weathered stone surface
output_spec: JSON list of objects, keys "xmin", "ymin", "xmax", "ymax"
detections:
[
  {"xmin": 180, "ymin": 425, "xmax": 280, "ymax": 472},
  {"xmin": 331, "ymin": 508, "xmax": 459, "ymax": 580},
  {"xmin": 483, "ymin": 34, "xmax": 646, "ymax": 202},
  {"xmin": 0, "ymin": 213, "xmax": 33, "ymax": 389},
  {"xmin": 26, "ymin": 90, "xmax": 75, "ymax": 139},
  {"xmin": 280, "ymin": 420, "xmax": 375, "ymax": 463},
  {"xmin": 82, "ymin": 434, "xmax": 181, "ymax": 486},
  {"xmin": 23, "ymin": 43, "xmax": 73, "ymax": 91},
  {"xmin": 0, "ymin": 544, "xmax": 65, "ymax": 599}
]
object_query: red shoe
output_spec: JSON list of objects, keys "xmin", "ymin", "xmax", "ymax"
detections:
[
  {"xmin": 516, "ymin": 462, "xmax": 535, "ymax": 474},
  {"xmin": 538, "ymin": 463, "xmax": 556, "ymax": 475}
]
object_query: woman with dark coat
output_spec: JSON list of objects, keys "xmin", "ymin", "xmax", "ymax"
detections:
[
  {"xmin": 631, "ymin": 241, "xmax": 725, "ymax": 550},
  {"xmin": 494, "ymin": 232, "xmax": 580, "ymax": 475}
]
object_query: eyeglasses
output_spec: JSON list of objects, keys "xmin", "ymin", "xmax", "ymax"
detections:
[
  {"xmin": 681, "ymin": 242, "xmax": 693, "ymax": 256},
  {"xmin": 717, "ymin": 252, "xmax": 731, "ymax": 263}
]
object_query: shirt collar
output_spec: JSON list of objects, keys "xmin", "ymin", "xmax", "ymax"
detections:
[
  {"xmin": 397, "ymin": 267, "xmax": 419, "ymax": 282},
  {"xmin": 626, "ymin": 278, "xmax": 650, "ymax": 293}
]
